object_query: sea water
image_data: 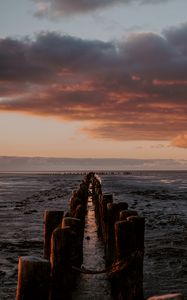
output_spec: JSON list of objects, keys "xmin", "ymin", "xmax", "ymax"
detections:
[{"xmin": 0, "ymin": 171, "xmax": 186, "ymax": 299}]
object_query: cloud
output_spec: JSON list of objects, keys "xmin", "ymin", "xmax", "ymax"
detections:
[
  {"xmin": 0, "ymin": 23, "xmax": 187, "ymax": 142},
  {"xmin": 172, "ymin": 133, "xmax": 187, "ymax": 148},
  {"xmin": 32, "ymin": 0, "xmax": 124, "ymax": 18},
  {"xmin": 32, "ymin": 0, "xmax": 171, "ymax": 18},
  {"xmin": 163, "ymin": 22, "xmax": 187, "ymax": 55}
]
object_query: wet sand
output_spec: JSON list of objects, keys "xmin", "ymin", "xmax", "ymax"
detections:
[
  {"xmin": 102, "ymin": 173, "xmax": 187, "ymax": 298},
  {"xmin": 0, "ymin": 173, "xmax": 81, "ymax": 300},
  {"xmin": 72, "ymin": 196, "xmax": 111, "ymax": 299}
]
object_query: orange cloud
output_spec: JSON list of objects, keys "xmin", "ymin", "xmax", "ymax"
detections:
[
  {"xmin": 0, "ymin": 25, "xmax": 187, "ymax": 142},
  {"xmin": 172, "ymin": 133, "xmax": 187, "ymax": 148}
]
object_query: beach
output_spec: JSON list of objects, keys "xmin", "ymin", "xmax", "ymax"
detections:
[{"xmin": 0, "ymin": 171, "xmax": 186, "ymax": 299}]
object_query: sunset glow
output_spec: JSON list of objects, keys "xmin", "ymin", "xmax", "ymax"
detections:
[{"xmin": 0, "ymin": 0, "xmax": 187, "ymax": 164}]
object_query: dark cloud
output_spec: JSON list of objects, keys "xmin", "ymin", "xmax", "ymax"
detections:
[
  {"xmin": 32, "ymin": 0, "xmax": 171, "ymax": 18},
  {"xmin": 163, "ymin": 22, "xmax": 187, "ymax": 55},
  {"xmin": 0, "ymin": 33, "xmax": 116, "ymax": 82},
  {"xmin": 0, "ymin": 24, "xmax": 187, "ymax": 145}
]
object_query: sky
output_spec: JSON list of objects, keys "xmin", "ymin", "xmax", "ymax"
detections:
[{"xmin": 0, "ymin": 0, "xmax": 187, "ymax": 161}]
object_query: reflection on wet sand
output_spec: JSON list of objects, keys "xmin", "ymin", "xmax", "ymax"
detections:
[{"xmin": 72, "ymin": 196, "xmax": 111, "ymax": 300}]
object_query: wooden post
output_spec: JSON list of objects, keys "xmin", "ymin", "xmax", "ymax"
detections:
[
  {"xmin": 113, "ymin": 216, "xmax": 145, "ymax": 300},
  {"xmin": 119, "ymin": 210, "xmax": 138, "ymax": 221},
  {"xmin": 105, "ymin": 203, "xmax": 119, "ymax": 266},
  {"xmin": 94, "ymin": 193, "xmax": 102, "ymax": 237},
  {"xmin": 100, "ymin": 194, "xmax": 113, "ymax": 241},
  {"xmin": 74, "ymin": 204, "xmax": 86, "ymax": 221},
  {"xmin": 127, "ymin": 216, "xmax": 144, "ymax": 254},
  {"xmin": 115, "ymin": 220, "xmax": 132, "ymax": 261},
  {"xmin": 97, "ymin": 194, "xmax": 104, "ymax": 238},
  {"xmin": 62, "ymin": 217, "xmax": 81, "ymax": 232},
  {"xmin": 16, "ymin": 256, "xmax": 50, "ymax": 300},
  {"xmin": 62, "ymin": 217, "xmax": 83, "ymax": 267},
  {"xmin": 93, "ymin": 180, "xmax": 102, "ymax": 205},
  {"xmin": 91, "ymin": 177, "xmax": 96, "ymax": 199},
  {"xmin": 105, "ymin": 202, "xmax": 129, "ymax": 266},
  {"xmin": 69, "ymin": 191, "xmax": 82, "ymax": 217},
  {"xmin": 116, "ymin": 202, "xmax": 128, "ymax": 219},
  {"xmin": 50, "ymin": 227, "xmax": 73, "ymax": 300},
  {"xmin": 147, "ymin": 294, "xmax": 184, "ymax": 300},
  {"xmin": 44, "ymin": 210, "xmax": 64, "ymax": 260},
  {"xmin": 74, "ymin": 204, "xmax": 86, "ymax": 253}
]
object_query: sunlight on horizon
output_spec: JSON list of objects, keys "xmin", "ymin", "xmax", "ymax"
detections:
[{"xmin": 0, "ymin": 112, "xmax": 186, "ymax": 160}]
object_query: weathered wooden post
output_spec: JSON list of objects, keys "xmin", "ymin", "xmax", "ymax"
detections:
[
  {"xmin": 95, "ymin": 193, "xmax": 103, "ymax": 238},
  {"xmin": 62, "ymin": 217, "xmax": 83, "ymax": 267},
  {"xmin": 50, "ymin": 226, "xmax": 73, "ymax": 300},
  {"xmin": 69, "ymin": 191, "xmax": 83, "ymax": 217},
  {"xmin": 147, "ymin": 294, "xmax": 184, "ymax": 300},
  {"xmin": 105, "ymin": 202, "xmax": 129, "ymax": 267},
  {"xmin": 74, "ymin": 203, "xmax": 86, "ymax": 221},
  {"xmin": 119, "ymin": 210, "xmax": 138, "ymax": 221},
  {"xmin": 91, "ymin": 178, "xmax": 96, "ymax": 200},
  {"xmin": 116, "ymin": 202, "xmax": 129, "ymax": 219},
  {"xmin": 74, "ymin": 204, "xmax": 86, "ymax": 254},
  {"xmin": 44, "ymin": 210, "xmax": 64, "ymax": 260},
  {"xmin": 105, "ymin": 203, "xmax": 119, "ymax": 267},
  {"xmin": 16, "ymin": 256, "xmax": 50, "ymax": 300},
  {"xmin": 100, "ymin": 194, "xmax": 113, "ymax": 241},
  {"xmin": 61, "ymin": 216, "xmax": 85, "ymax": 291},
  {"xmin": 93, "ymin": 179, "xmax": 102, "ymax": 205},
  {"xmin": 93, "ymin": 192, "xmax": 101, "ymax": 235},
  {"xmin": 112, "ymin": 216, "xmax": 145, "ymax": 300}
]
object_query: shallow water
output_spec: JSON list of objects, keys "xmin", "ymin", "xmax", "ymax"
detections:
[
  {"xmin": 0, "ymin": 173, "xmax": 82, "ymax": 300},
  {"xmin": 101, "ymin": 171, "xmax": 187, "ymax": 298},
  {"xmin": 0, "ymin": 171, "xmax": 187, "ymax": 299}
]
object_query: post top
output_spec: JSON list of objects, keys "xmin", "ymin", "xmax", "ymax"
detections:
[
  {"xmin": 147, "ymin": 293, "xmax": 183, "ymax": 300},
  {"xmin": 19, "ymin": 256, "xmax": 49, "ymax": 263}
]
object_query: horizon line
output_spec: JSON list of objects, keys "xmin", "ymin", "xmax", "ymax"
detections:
[{"xmin": 0, "ymin": 155, "xmax": 187, "ymax": 161}]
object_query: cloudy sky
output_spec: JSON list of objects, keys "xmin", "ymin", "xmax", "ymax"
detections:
[{"xmin": 0, "ymin": 0, "xmax": 187, "ymax": 160}]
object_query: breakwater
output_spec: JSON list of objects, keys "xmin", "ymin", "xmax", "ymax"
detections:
[{"xmin": 15, "ymin": 172, "xmax": 184, "ymax": 300}]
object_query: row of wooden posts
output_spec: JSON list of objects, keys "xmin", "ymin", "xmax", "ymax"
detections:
[
  {"xmin": 16, "ymin": 172, "xmax": 93, "ymax": 300},
  {"xmin": 92, "ymin": 175, "xmax": 145, "ymax": 300},
  {"xmin": 16, "ymin": 172, "xmax": 183, "ymax": 300},
  {"xmin": 91, "ymin": 175, "xmax": 183, "ymax": 300}
]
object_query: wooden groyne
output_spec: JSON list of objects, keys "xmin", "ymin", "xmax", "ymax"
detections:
[{"xmin": 15, "ymin": 172, "xmax": 184, "ymax": 300}]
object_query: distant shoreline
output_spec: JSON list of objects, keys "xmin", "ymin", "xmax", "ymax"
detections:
[
  {"xmin": 0, "ymin": 170, "xmax": 186, "ymax": 175},
  {"xmin": 1, "ymin": 157, "xmax": 187, "ymax": 172}
]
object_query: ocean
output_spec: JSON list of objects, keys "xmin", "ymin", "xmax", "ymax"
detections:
[{"xmin": 0, "ymin": 171, "xmax": 186, "ymax": 299}]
